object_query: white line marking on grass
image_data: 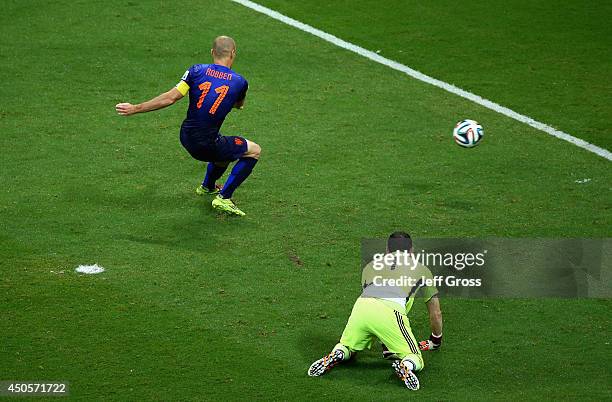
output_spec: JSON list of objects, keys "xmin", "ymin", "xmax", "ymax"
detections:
[{"xmin": 232, "ymin": 0, "xmax": 612, "ymax": 161}]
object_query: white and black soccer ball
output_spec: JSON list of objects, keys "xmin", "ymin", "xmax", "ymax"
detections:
[{"xmin": 453, "ymin": 119, "xmax": 483, "ymax": 148}]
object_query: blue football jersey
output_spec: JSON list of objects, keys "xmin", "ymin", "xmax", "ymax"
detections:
[{"xmin": 176, "ymin": 64, "xmax": 248, "ymax": 135}]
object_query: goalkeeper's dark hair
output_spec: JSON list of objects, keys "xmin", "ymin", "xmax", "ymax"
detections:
[{"xmin": 387, "ymin": 231, "xmax": 412, "ymax": 253}]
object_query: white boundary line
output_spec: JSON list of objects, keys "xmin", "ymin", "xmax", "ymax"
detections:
[{"xmin": 232, "ymin": 0, "xmax": 612, "ymax": 161}]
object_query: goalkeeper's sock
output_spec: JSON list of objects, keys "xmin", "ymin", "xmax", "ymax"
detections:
[
  {"xmin": 202, "ymin": 163, "xmax": 228, "ymax": 191},
  {"xmin": 220, "ymin": 157, "xmax": 258, "ymax": 199},
  {"xmin": 401, "ymin": 359, "xmax": 416, "ymax": 371},
  {"xmin": 332, "ymin": 343, "xmax": 351, "ymax": 361}
]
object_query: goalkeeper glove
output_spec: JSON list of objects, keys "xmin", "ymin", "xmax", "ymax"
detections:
[{"xmin": 419, "ymin": 333, "xmax": 442, "ymax": 351}]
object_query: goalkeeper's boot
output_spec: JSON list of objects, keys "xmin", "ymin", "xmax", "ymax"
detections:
[
  {"xmin": 392, "ymin": 360, "xmax": 420, "ymax": 391},
  {"xmin": 195, "ymin": 183, "xmax": 222, "ymax": 196},
  {"xmin": 307, "ymin": 349, "xmax": 345, "ymax": 377},
  {"xmin": 212, "ymin": 195, "xmax": 246, "ymax": 217}
]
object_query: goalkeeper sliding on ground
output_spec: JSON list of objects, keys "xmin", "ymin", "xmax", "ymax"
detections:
[{"xmin": 307, "ymin": 231, "xmax": 443, "ymax": 391}]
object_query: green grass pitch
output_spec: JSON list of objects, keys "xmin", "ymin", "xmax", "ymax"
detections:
[{"xmin": 1, "ymin": 0, "xmax": 611, "ymax": 400}]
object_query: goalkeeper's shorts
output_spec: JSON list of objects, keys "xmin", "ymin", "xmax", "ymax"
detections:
[{"xmin": 339, "ymin": 297, "xmax": 424, "ymax": 370}]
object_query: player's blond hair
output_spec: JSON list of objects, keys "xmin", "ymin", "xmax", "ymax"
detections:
[{"xmin": 212, "ymin": 36, "xmax": 236, "ymax": 59}]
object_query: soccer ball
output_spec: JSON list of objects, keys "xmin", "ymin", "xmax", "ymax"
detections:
[{"xmin": 453, "ymin": 119, "xmax": 483, "ymax": 148}]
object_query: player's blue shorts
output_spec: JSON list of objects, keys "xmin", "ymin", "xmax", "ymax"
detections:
[{"xmin": 180, "ymin": 127, "xmax": 248, "ymax": 162}]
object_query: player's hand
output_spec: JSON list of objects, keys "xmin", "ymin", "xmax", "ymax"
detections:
[
  {"xmin": 115, "ymin": 103, "xmax": 137, "ymax": 116},
  {"xmin": 419, "ymin": 333, "xmax": 442, "ymax": 351}
]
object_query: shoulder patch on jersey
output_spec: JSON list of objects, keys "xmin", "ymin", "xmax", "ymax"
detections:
[{"xmin": 181, "ymin": 70, "xmax": 189, "ymax": 81}]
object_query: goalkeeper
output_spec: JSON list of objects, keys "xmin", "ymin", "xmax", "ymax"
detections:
[{"xmin": 307, "ymin": 231, "xmax": 443, "ymax": 391}]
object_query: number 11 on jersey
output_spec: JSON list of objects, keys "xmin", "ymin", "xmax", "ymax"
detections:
[{"xmin": 196, "ymin": 82, "xmax": 229, "ymax": 114}]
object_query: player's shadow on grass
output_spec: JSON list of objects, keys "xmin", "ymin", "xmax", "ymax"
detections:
[
  {"xmin": 117, "ymin": 212, "xmax": 259, "ymax": 254},
  {"xmin": 68, "ymin": 182, "xmax": 259, "ymax": 252},
  {"xmin": 69, "ymin": 174, "xmax": 269, "ymax": 229}
]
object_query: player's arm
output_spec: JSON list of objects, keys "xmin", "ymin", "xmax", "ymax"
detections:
[
  {"xmin": 419, "ymin": 295, "xmax": 443, "ymax": 351},
  {"xmin": 426, "ymin": 295, "xmax": 443, "ymax": 337},
  {"xmin": 115, "ymin": 87, "xmax": 184, "ymax": 116},
  {"xmin": 233, "ymin": 81, "xmax": 248, "ymax": 109},
  {"xmin": 361, "ymin": 261, "xmax": 376, "ymax": 289},
  {"xmin": 233, "ymin": 98, "xmax": 245, "ymax": 109}
]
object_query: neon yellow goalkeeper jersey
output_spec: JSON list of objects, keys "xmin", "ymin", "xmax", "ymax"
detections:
[{"xmin": 360, "ymin": 254, "xmax": 438, "ymax": 314}]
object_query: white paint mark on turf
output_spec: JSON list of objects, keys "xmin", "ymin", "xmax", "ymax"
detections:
[
  {"xmin": 232, "ymin": 0, "xmax": 612, "ymax": 162},
  {"xmin": 75, "ymin": 264, "xmax": 105, "ymax": 274}
]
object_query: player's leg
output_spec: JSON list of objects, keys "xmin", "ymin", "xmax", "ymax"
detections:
[
  {"xmin": 179, "ymin": 127, "xmax": 228, "ymax": 196},
  {"xmin": 307, "ymin": 343, "xmax": 349, "ymax": 377},
  {"xmin": 308, "ymin": 298, "xmax": 375, "ymax": 377},
  {"xmin": 368, "ymin": 301, "xmax": 423, "ymax": 390},
  {"xmin": 212, "ymin": 137, "xmax": 261, "ymax": 216},
  {"xmin": 219, "ymin": 139, "xmax": 260, "ymax": 199},
  {"xmin": 196, "ymin": 162, "xmax": 230, "ymax": 195}
]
